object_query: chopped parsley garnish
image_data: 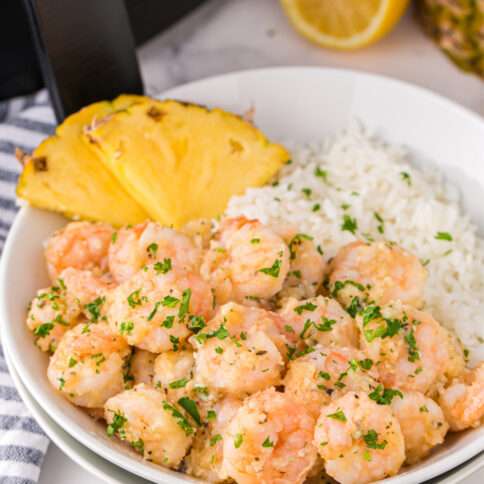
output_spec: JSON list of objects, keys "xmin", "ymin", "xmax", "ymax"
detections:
[
  {"xmin": 314, "ymin": 317, "xmax": 336, "ymax": 332},
  {"xmin": 284, "ymin": 324, "xmax": 295, "ymax": 333},
  {"xmin": 288, "ymin": 233, "xmax": 313, "ymax": 260},
  {"xmin": 250, "ymin": 238, "xmax": 261, "ymax": 244},
  {"xmin": 301, "ymin": 187, "xmax": 312, "ymax": 199},
  {"xmin": 234, "ymin": 433, "xmax": 244, "ymax": 448},
  {"xmin": 362, "ymin": 449, "xmax": 372, "ymax": 461},
  {"xmin": 258, "ymin": 259, "xmax": 282, "ymax": 278},
  {"xmin": 106, "ymin": 411, "xmax": 127, "ymax": 437},
  {"xmin": 68, "ymin": 357, "xmax": 77, "ymax": 368},
  {"xmin": 359, "ymin": 358, "xmax": 373, "ymax": 370},
  {"xmin": 178, "ymin": 397, "xmax": 201, "ymax": 426},
  {"xmin": 162, "ymin": 315, "xmax": 175, "ymax": 328},
  {"xmin": 154, "ymin": 258, "xmax": 172, "ymax": 274},
  {"xmin": 119, "ymin": 321, "xmax": 134, "ymax": 335},
  {"xmin": 178, "ymin": 289, "xmax": 191, "ymax": 320},
  {"xmin": 400, "ymin": 172, "xmax": 411, "ymax": 186},
  {"xmin": 314, "ymin": 166, "xmax": 328, "ymax": 182},
  {"xmin": 300, "ymin": 320, "xmax": 313, "ymax": 339},
  {"xmin": 404, "ymin": 329, "xmax": 420, "ymax": 362},
  {"xmin": 169, "ymin": 378, "xmax": 189, "ymax": 389},
  {"xmin": 435, "ymin": 231, "xmax": 453, "ymax": 241},
  {"xmin": 341, "ymin": 214, "xmax": 358, "ymax": 234},
  {"xmin": 127, "ymin": 289, "xmax": 143, "ymax": 308},
  {"xmin": 346, "ymin": 297, "xmax": 364, "ymax": 318},
  {"xmin": 419, "ymin": 405, "xmax": 429, "ymax": 413},
  {"xmin": 331, "ymin": 280, "xmax": 365, "ymax": 298},
  {"xmin": 262, "ymin": 437, "xmax": 274, "ymax": 448},
  {"xmin": 58, "ymin": 377, "xmax": 65, "ymax": 390},
  {"xmin": 147, "ymin": 301, "xmax": 161, "ymax": 321},
  {"xmin": 319, "ymin": 371, "xmax": 331, "ymax": 380},
  {"xmin": 326, "ymin": 409, "xmax": 347, "ymax": 422},
  {"xmin": 195, "ymin": 323, "xmax": 229, "ymax": 344},
  {"xmin": 187, "ymin": 315, "xmax": 206, "ymax": 333},
  {"xmin": 207, "ymin": 410, "xmax": 217, "ymax": 420},
  {"xmin": 368, "ymin": 385, "xmax": 403, "ymax": 405},
  {"xmin": 163, "ymin": 401, "xmax": 193, "ymax": 435},
  {"xmin": 131, "ymin": 439, "xmax": 144, "ymax": 454},
  {"xmin": 294, "ymin": 302, "xmax": 317, "ymax": 315},
  {"xmin": 341, "ymin": 203, "xmax": 350, "ymax": 210},
  {"xmin": 84, "ymin": 296, "xmax": 105, "ymax": 322},
  {"xmin": 363, "ymin": 429, "xmax": 387, "ymax": 449},
  {"xmin": 34, "ymin": 323, "xmax": 54, "ymax": 337},
  {"xmin": 111, "ymin": 232, "xmax": 118, "ymax": 244},
  {"xmin": 147, "ymin": 242, "xmax": 158, "ymax": 257},
  {"xmin": 360, "ymin": 305, "xmax": 403, "ymax": 342},
  {"xmin": 312, "ymin": 203, "xmax": 321, "ymax": 212},
  {"xmin": 374, "ymin": 212, "xmax": 384, "ymax": 234},
  {"xmin": 170, "ymin": 335, "xmax": 180, "ymax": 351},
  {"xmin": 161, "ymin": 295, "xmax": 180, "ymax": 308},
  {"xmin": 215, "ymin": 346, "xmax": 224, "ymax": 354},
  {"xmin": 210, "ymin": 434, "xmax": 223, "ymax": 446}
]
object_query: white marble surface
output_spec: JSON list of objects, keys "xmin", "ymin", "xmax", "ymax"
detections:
[{"xmin": 40, "ymin": 0, "xmax": 483, "ymax": 482}]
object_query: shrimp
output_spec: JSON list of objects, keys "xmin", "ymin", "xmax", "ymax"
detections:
[
  {"xmin": 129, "ymin": 349, "xmax": 157, "ymax": 386},
  {"xmin": 108, "ymin": 222, "xmax": 202, "ymax": 284},
  {"xmin": 221, "ymin": 387, "xmax": 317, "ymax": 484},
  {"xmin": 26, "ymin": 268, "xmax": 110, "ymax": 353},
  {"xmin": 438, "ymin": 362, "xmax": 484, "ymax": 431},
  {"xmin": 357, "ymin": 302, "xmax": 465, "ymax": 394},
  {"xmin": 314, "ymin": 391, "xmax": 405, "ymax": 484},
  {"xmin": 106, "ymin": 266, "xmax": 213, "ymax": 353},
  {"xmin": 153, "ymin": 350, "xmax": 195, "ymax": 401},
  {"xmin": 391, "ymin": 391, "xmax": 448, "ymax": 464},
  {"xmin": 186, "ymin": 397, "xmax": 243, "ymax": 482},
  {"xmin": 328, "ymin": 240, "xmax": 427, "ymax": 309},
  {"xmin": 191, "ymin": 303, "xmax": 287, "ymax": 398},
  {"xmin": 44, "ymin": 221, "xmax": 113, "ymax": 281},
  {"xmin": 180, "ymin": 218, "xmax": 214, "ymax": 250},
  {"xmin": 284, "ymin": 345, "xmax": 379, "ymax": 418},
  {"xmin": 201, "ymin": 217, "xmax": 290, "ymax": 305},
  {"xmin": 278, "ymin": 296, "xmax": 358, "ymax": 350},
  {"xmin": 104, "ymin": 383, "xmax": 194, "ymax": 468},
  {"xmin": 47, "ymin": 322, "xmax": 130, "ymax": 408},
  {"xmin": 272, "ymin": 227, "xmax": 326, "ymax": 300}
]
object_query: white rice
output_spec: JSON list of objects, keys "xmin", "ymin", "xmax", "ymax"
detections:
[{"xmin": 226, "ymin": 123, "xmax": 484, "ymax": 363}]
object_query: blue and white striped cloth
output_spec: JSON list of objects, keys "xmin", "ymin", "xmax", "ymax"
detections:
[{"xmin": 0, "ymin": 91, "xmax": 55, "ymax": 483}]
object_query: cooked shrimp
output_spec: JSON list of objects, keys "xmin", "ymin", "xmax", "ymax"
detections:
[
  {"xmin": 221, "ymin": 387, "xmax": 317, "ymax": 484},
  {"xmin": 272, "ymin": 227, "xmax": 326, "ymax": 299},
  {"xmin": 357, "ymin": 302, "xmax": 465, "ymax": 394},
  {"xmin": 104, "ymin": 383, "xmax": 193, "ymax": 467},
  {"xmin": 191, "ymin": 303, "xmax": 287, "ymax": 398},
  {"xmin": 186, "ymin": 397, "xmax": 243, "ymax": 482},
  {"xmin": 201, "ymin": 217, "xmax": 290, "ymax": 305},
  {"xmin": 44, "ymin": 221, "xmax": 113, "ymax": 281},
  {"xmin": 438, "ymin": 362, "xmax": 484, "ymax": 431},
  {"xmin": 328, "ymin": 240, "xmax": 427, "ymax": 309},
  {"xmin": 314, "ymin": 391, "xmax": 405, "ymax": 484},
  {"xmin": 284, "ymin": 345, "xmax": 379, "ymax": 418},
  {"xmin": 391, "ymin": 391, "xmax": 448, "ymax": 464},
  {"xmin": 108, "ymin": 222, "xmax": 202, "ymax": 284},
  {"xmin": 129, "ymin": 349, "xmax": 157, "ymax": 386},
  {"xmin": 47, "ymin": 322, "xmax": 130, "ymax": 408},
  {"xmin": 278, "ymin": 296, "xmax": 358, "ymax": 349},
  {"xmin": 106, "ymin": 266, "xmax": 213, "ymax": 353},
  {"xmin": 180, "ymin": 218, "xmax": 214, "ymax": 250},
  {"xmin": 27, "ymin": 268, "xmax": 110, "ymax": 353},
  {"xmin": 153, "ymin": 350, "xmax": 195, "ymax": 401}
]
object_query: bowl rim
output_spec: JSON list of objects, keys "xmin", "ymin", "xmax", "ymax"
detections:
[{"xmin": 1, "ymin": 66, "xmax": 484, "ymax": 484}]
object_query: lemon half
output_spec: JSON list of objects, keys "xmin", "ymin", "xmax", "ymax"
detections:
[{"xmin": 280, "ymin": 0, "xmax": 410, "ymax": 50}]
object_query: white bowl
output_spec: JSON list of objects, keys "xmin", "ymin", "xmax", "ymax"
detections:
[{"xmin": 1, "ymin": 67, "xmax": 483, "ymax": 484}]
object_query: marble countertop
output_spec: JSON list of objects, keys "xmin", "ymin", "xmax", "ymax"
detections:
[{"xmin": 40, "ymin": 1, "xmax": 483, "ymax": 482}]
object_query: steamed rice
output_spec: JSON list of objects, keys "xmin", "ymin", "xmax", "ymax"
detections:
[{"xmin": 226, "ymin": 123, "xmax": 484, "ymax": 363}]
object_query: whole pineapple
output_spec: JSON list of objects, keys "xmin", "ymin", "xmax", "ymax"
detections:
[{"xmin": 416, "ymin": 0, "xmax": 484, "ymax": 78}]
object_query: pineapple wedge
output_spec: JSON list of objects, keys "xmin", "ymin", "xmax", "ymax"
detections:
[
  {"xmin": 16, "ymin": 95, "xmax": 149, "ymax": 226},
  {"xmin": 85, "ymin": 100, "xmax": 289, "ymax": 227}
]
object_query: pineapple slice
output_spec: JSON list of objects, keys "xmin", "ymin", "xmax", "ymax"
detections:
[
  {"xmin": 86, "ymin": 100, "xmax": 289, "ymax": 227},
  {"xmin": 16, "ymin": 95, "xmax": 149, "ymax": 226}
]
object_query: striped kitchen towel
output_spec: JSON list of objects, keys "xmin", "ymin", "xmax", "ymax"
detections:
[{"xmin": 0, "ymin": 91, "xmax": 54, "ymax": 483}]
